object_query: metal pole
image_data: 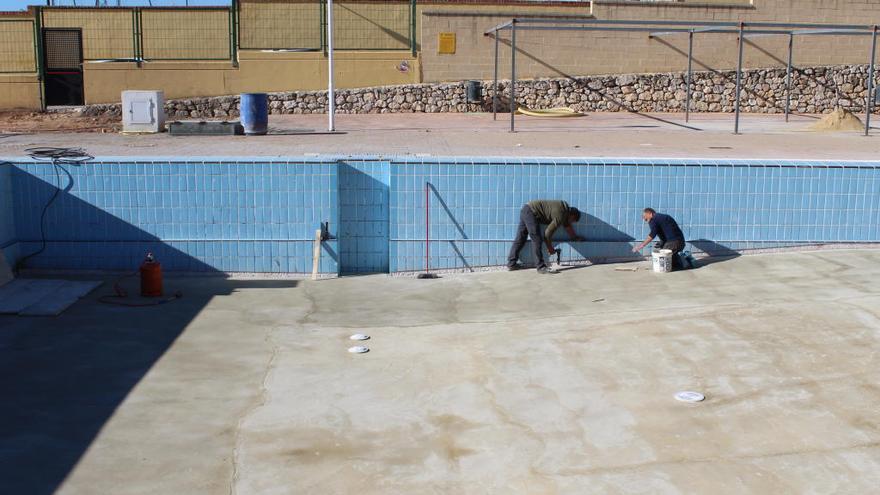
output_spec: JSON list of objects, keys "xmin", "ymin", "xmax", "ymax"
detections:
[
  {"xmin": 510, "ymin": 20, "xmax": 517, "ymax": 133},
  {"xmin": 493, "ymin": 32, "xmax": 499, "ymax": 120},
  {"xmin": 865, "ymin": 26, "xmax": 877, "ymax": 137},
  {"xmin": 734, "ymin": 22, "xmax": 744, "ymax": 134},
  {"xmin": 327, "ymin": 0, "xmax": 335, "ymax": 132},
  {"xmin": 424, "ymin": 182, "xmax": 430, "ymax": 274},
  {"xmin": 685, "ymin": 31, "xmax": 693, "ymax": 123},
  {"xmin": 35, "ymin": 6, "xmax": 45, "ymax": 111},
  {"xmin": 785, "ymin": 33, "xmax": 793, "ymax": 122},
  {"xmin": 410, "ymin": 0, "xmax": 416, "ymax": 57}
]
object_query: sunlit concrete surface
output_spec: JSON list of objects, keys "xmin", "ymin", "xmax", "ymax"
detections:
[
  {"xmin": 2, "ymin": 250, "xmax": 880, "ymax": 494},
  {"xmin": 2, "ymin": 113, "xmax": 880, "ymax": 160}
]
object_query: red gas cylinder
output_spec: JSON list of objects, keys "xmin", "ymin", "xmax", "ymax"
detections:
[{"xmin": 140, "ymin": 252, "xmax": 163, "ymax": 297}]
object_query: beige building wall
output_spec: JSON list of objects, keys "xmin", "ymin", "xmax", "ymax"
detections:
[
  {"xmin": 0, "ymin": 13, "xmax": 39, "ymax": 110},
  {"xmin": 0, "ymin": 75, "xmax": 41, "ymax": 110},
  {"xmin": 82, "ymin": 51, "xmax": 420, "ymax": 104},
  {"xmin": 5, "ymin": 1, "xmax": 880, "ymax": 110},
  {"xmin": 421, "ymin": 0, "xmax": 880, "ymax": 83}
]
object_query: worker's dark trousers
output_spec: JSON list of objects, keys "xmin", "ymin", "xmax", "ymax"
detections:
[
  {"xmin": 662, "ymin": 239, "xmax": 686, "ymax": 269},
  {"xmin": 508, "ymin": 205, "xmax": 547, "ymax": 270}
]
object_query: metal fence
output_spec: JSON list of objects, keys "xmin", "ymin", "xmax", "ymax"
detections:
[
  {"xmin": 0, "ymin": 19, "xmax": 38, "ymax": 73},
  {"xmin": 40, "ymin": 6, "xmax": 233, "ymax": 62},
  {"xmin": 237, "ymin": 0, "xmax": 416, "ymax": 53},
  {"xmin": 6, "ymin": 2, "xmax": 415, "ymax": 71},
  {"xmin": 140, "ymin": 8, "xmax": 232, "ymax": 60},
  {"xmin": 41, "ymin": 7, "xmax": 136, "ymax": 60},
  {"xmin": 238, "ymin": 0, "xmax": 322, "ymax": 50}
]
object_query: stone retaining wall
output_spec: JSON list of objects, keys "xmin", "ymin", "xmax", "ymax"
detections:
[{"xmin": 81, "ymin": 65, "xmax": 880, "ymax": 119}]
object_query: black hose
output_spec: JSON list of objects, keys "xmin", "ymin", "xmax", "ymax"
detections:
[{"xmin": 14, "ymin": 147, "xmax": 93, "ymax": 273}]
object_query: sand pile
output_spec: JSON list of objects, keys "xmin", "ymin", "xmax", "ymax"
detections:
[{"xmin": 809, "ymin": 108, "xmax": 865, "ymax": 132}]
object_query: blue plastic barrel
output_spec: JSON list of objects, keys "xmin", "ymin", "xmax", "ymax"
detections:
[{"xmin": 240, "ymin": 93, "xmax": 268, "ymax": 135}]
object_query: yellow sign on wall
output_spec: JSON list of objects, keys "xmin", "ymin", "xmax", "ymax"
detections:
[{"xmin": 438, "ymin": 32, "xmax": 456, "ymax": 55}]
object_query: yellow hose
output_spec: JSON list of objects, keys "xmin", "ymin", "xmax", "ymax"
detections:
[{"xmin": 515, "ymin": 107, "xmax": 585, "ymax": 117}]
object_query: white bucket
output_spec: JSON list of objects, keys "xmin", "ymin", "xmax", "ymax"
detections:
[{"xmin": 652, "ymin": 249, "xmax": 673, "ymax": 273}]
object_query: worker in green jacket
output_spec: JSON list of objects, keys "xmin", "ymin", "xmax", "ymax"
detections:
[{"xmin": 508, "ymin": 200, "xmax": 583, "ymax": 274}]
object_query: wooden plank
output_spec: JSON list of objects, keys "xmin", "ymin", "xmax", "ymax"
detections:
[
  {"xmin": 311, "ymin": 228, "xmax": 322, "ymax": 281},
  {"xmin": 19, "ymin": 280, "xmax": 102, "ymax": 317}
]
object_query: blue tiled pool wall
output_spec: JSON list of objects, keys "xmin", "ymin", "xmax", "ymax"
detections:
[
  {"xmin": 9, "ymin": 161, "xmax": 338, "ymax": 273},
  {"xmin": 390, "ymin": 161, "xmax": 880, "ymax": 271},
  {"xmin": 338, "ymin": 162, "xmax": 390, "ymax": 274},
  {"xmin": 0, "ymin": 163, "xmax": 17, "ymax": 264},
  {"xmin": 4, "ymin": 158, "xmax": 879, "ymax": 274}
]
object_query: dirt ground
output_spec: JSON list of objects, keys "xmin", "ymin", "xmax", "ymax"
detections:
[{"xmin": 0, "ymin": 110, "xmax": 119, "ymax": 134}]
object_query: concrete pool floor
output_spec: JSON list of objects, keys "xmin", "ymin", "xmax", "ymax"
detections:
[
  {"xmin": 2, "ymin": 112, "xmax": 880, "ymax": 160},
  {"xmin": 2, "ymin": 249, "xmax": 880, "ymax": 494}
]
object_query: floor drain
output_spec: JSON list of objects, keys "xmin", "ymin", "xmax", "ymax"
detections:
[
  {"xmin": 349, "ymin": 334, "xmax": 370, "ymax": 341},
  {"xmin": 348, "ymin": 346, "xmax": 370, "ymax": 354},
  {"xmin": 674, "ymin": 391, "xmax": 705, "ymax": 403}
]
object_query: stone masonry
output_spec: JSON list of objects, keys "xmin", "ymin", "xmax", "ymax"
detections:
[{"xmin": 81, "ymin": 65, "xmax": 880, "ymax": 119}]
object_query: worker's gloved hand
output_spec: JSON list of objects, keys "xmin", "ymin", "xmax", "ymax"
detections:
[
  {"xmin": 547, "ymin": 246, "xmax": 557, "ymax": 255},
  {"xmin": 631, "ymin": 245, "xmax": 641, "ymax": 253}
]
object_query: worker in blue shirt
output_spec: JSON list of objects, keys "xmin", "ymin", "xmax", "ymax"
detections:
[{"xmin": 632, "ymin": 208, "xmax": 686, "ymax": 269}]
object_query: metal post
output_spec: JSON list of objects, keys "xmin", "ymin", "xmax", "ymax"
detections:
[
  {"xmin": 865, "ymin": 26, "xmax": 877, "ymax": 137},
  {"xmin": 35, "ymin": 6, "xmax": 45, "ymax": 111},
  {"xmin": 734, "ymin": 22, "xmax": 744, "ymax": 134},
  {"xmin": 229, "ymin": 1, "xmax": 238, "ymax": 67},
  {"xmin": 785, "ymin": 33, "xmax": 793, "ymax": 122},
  {"xmin": 510, "ymin": 20, "xmax": 517, "ymax": 133},
  {"xmin": 493, "ymin": 31, "xmax": 499, "ymax": 120},
  {"xmin": 685, "ymin": 31, "xmax": 693, "ymax": 123},
  {"xmin": 327, "ymin": 0, "xmax": 335, "ymax": 132},
  {"xmin": 410, "ymin": 0, "xmax": 417, "ymax": 57}
]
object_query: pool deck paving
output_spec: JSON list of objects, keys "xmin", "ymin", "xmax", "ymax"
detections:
[
  {"xmin": 2, "ymin": 112, "xmax": 880, "ymax": 160},
  {"xmin": 2, "ymin": 249, "xmax": 880, "ymax": 494}
]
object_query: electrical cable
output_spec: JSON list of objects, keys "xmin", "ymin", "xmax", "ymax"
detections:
[
  {"xmin": 14, "ymin": 147, "xmax": 93, "ymax": 273},
  {"xmin": 97, "ymin": 271, "xmax": 182, "ymax": 307},
  {"xmin": 8, "ymin": 147, "xmax": 183, "ymax": 307}
]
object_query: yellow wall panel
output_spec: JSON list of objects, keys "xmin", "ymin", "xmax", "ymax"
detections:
[
  {"xmin": 140, "ymin": 9, "xmax": 230, "ymax": 60},
  {"xmin": 0, "ymin": 21, "xmax": 36, "ymax": 73}
]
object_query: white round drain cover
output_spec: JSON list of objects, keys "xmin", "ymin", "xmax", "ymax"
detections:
[
  {"xmin": 675, "ymin": 391, "xmax": 705, "ymax": 403},
  {"xmin": 348, "ymin": 346, "xmax": 370, "ymax": 354},
  {"xmin": 349, "ymin": 334, "xmax": 370, "ymax": 341}
]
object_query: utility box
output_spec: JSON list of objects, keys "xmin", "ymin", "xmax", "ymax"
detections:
[{"xmin": 122, "ymin": 90, "xmax": 165, "ymax": 133}]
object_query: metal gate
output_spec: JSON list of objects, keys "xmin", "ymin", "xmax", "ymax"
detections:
[{"xmin": 42, "ymin": 28, "xmax": 84, "ymax": 106}]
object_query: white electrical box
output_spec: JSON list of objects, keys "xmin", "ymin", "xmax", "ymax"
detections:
[{"xmin": 122, "ymin": 90, "xmax": 165, "ymax": 133}]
